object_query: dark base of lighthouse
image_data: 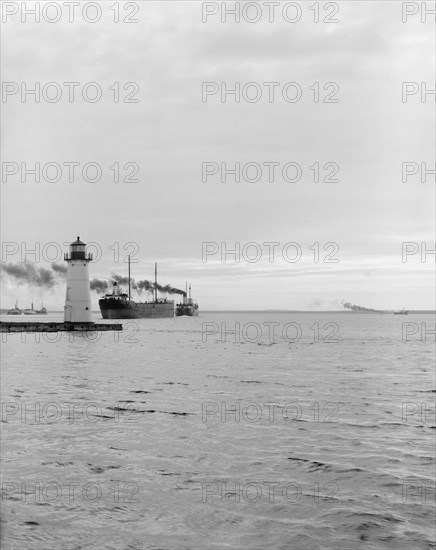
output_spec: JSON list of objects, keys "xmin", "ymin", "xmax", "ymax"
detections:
[{"xmin": 0, "ymin": 321, "xmax": 123, "ymax": 333}]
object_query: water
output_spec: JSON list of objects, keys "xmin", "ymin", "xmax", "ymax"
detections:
[{"xmin": 1, "ymin": 312, "xmax": 435, "ymax": 550}]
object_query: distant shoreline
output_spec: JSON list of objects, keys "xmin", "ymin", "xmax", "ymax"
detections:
[{"xmin": 1, "ymin": 309, "xmax": 435, "ymax": 315}]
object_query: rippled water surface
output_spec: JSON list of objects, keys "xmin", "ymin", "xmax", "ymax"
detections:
[{"xmin": 1, "ymin": 312, "xmax": 435, "ymax": 550}]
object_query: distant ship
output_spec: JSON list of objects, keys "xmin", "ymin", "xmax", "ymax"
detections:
[
  {"xmin": 7, "ymin": 300, "xmax": 22, "ymax": 315},
  {"xmin": 36, "ymin": 304, "xmax": 48, "ymax": 315},
  {"xmin": 176, "ymin": 284, "xmax": 199, "ymax": 317},
  {"xmin": 23, "ymin": 303, "xmax": 38, "ymax": 315},
  {"xmin": 99, "ymin": 260, "xmax": 174, "ymax": 319},
  {"xmin": 394, "ymin": 307, "xmax": 409, "ymax": 315},
  {"xmin": 23, "ymin": 302, "xmax": 48, "ymax": 315}
]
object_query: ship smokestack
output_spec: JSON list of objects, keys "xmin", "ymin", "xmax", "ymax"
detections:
[
  {"xmin": 128, "ymin": 255, "xmax": 131, "ymax": 301},
  {"xmin": 154, "ymin": 262, "xmax": 157, "ymax": 302}
]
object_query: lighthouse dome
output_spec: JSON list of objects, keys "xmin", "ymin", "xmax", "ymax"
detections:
[
  {"xmin": 71, "ymin": 236, "xmax": 86, "ymax": 246},
  {"xmin": 69, "ymin": 236, "xmax": 87, "ymax": 260}
]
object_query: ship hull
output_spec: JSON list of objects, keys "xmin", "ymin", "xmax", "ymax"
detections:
[
  {"xmin": 99, "ymin": 298, "xmax": 174, "ymax": 319},
  {"xmin": 176, "ymin": 306, "xmax": 199, "ymax": 317}
]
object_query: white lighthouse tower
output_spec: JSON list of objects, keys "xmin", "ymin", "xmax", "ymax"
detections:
[{"xmin": 64, "ymin": 237, "xmax": 93, "ymax": 324}]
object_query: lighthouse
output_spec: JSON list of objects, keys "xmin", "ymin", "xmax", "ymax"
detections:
[{"xmin": 64, "ymin": 237, "xmax": 93, "ymax": 324}]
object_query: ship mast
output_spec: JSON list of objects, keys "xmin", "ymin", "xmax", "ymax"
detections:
[
  {"xmin": 128, "ymin": 255, "xmax": 131, "ymax": 301},
  {"xmin": 154, "ymin": 262, "xmax": 158, "ymax": 302}
]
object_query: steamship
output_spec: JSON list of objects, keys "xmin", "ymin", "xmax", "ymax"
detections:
[
  {"xmin": 23, "ymin": 304, "xmax": 38, "ymax": 315},
  {"xmin": 23, "ymin": 303, "xmax": 48, "ymax": 315},
  {"xmin": 394, "ymin": 307, "xmax": 409, "ymax": 315},
  {"xmin": 176, "ymin": 284, "xmax": 199, "ymax": 317},
  {"xmin": 7, "ymin": 300, "xmax": 22, "ymax": 315},
  {"xmin": 99, "ymin": 259, "xmax": 175, "ymax": 319}
]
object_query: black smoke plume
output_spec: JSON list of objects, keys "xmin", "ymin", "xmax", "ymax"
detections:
[
  {"xmin": 342, "ymin": 300, "xmax": 377, "ymax": 312},
  {"xmin": 153, "ymin": 282, "xmax": 186, "ymax": 296},
  {"xmin": 107, "ymin": 273, "xmax": 186, "ymax": 296},
  {"xmin": 136, "ymin": 279, "xmax": 154, "ymax": 292},
  {"xmin": 1, "ymin": 261, "xmax": 186, "ymax": 298},
  {"xmin": 90, "ymin": 279, "xmax": 109, "ymax": 293},
  {"xmin": 52, "ymin": 263, "xmax": 67, "ymax": 276},
  {"xmin": 112, "ymin": 273, "xmax": 135, "ymax": 289},
  {"xmin": 1, "ymin": 262, "xmax": 59, "ymax": 288}
]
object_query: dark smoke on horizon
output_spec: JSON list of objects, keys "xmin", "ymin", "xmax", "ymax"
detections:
[
  {"xmin": 342, "ymin": 300, "xmax": 377, "ymax": 312},
  {"xmin": 90, "ymin": 278, "xmax": 110, "ymax": 293},
  {"xmin": 1, "ymin": 262, "xmax": 60, "ymax": 288},
  {"xmin": 51, "ymin": 263, "xmax": 67, "ymax": 276}
]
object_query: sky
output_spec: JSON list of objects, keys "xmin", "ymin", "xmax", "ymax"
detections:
[{"xmin": 1, "ymin": 1, "xmax": 435, "ymax": 310}]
